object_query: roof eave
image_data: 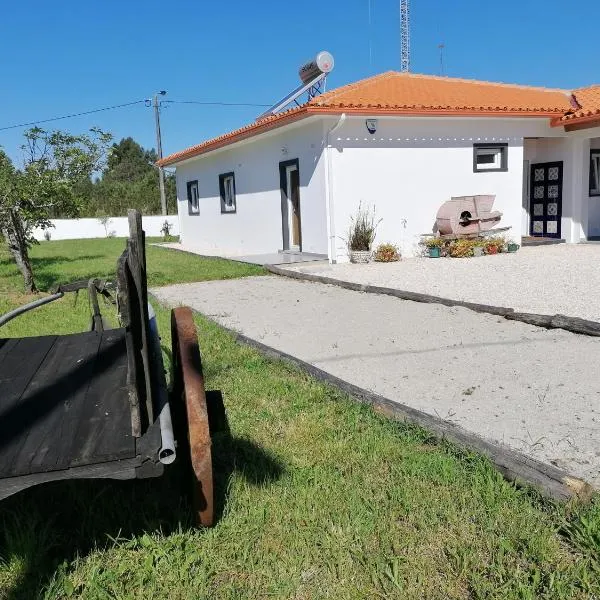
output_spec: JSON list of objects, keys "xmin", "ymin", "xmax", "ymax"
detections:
[
  {"xmin": 307, "ymin": 106, "xmax": 563, "ymax": 118},
  {"xmin": 158, "ymin": 106, "xmax": 565, "ymax": 167},
  {"xmin": 157, "ymin": 108, "xmax": 313, "ymax": 167},
  {"xmin": 552, "ymin": 112, "xmax": 600, "ymax": 130}
]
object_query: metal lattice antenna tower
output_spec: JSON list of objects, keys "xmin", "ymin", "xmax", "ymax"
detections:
[{"xmin": 400, "ymin": 0, "xmax": 410, "ymax": 72}]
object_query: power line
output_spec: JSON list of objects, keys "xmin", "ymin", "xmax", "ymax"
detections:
[
  {"xmin": 164, "ymin": 100, "xmax": 270, "ymax": 107},
  {"xmin": 0, "ymin": 99, "xmax": 147, "ymax": 132},
  {"xmin": 0, "ymin": 98, "xmax": 272, "ymax": 132}
]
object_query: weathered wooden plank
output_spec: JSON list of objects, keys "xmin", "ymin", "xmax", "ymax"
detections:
[
  {"xmin": 267, "ymin": 266, "xmax": 600, "ymax": 336},
  {"xmin": 0, "ymin": 336, "xmax": 58, "ymax": 473},
  {"xmin": 266, "ymin": 266, "xmax": 515, "ymax": 317},
  {"xmin": 0, "ymin": 456, "xmax": 141, "ymax": 501},
  {"xmin": 167, "ymin": 303, "xmax": 589, "ymax": 502},
  {"xmin": 505, "ymin": 312, "xmax": 553, "ymax": 327},
  {"xmin": 29, "ymin": 333, "xmax": 102, "ymax": 473},
  {"xmin": 0, "ymin": 338, "xmax": 23, "ymax": 404},
  {"xmin": 551, "ymin": 314, "xmax": 600, "ymax": 336},
  {"xmin": 505, "ymin": 312, "xmax": 600, "ymax": 337},
  {"xmin": 233, "ymin": 330, "xmax": 593, "ymax": 501},
  {"xmin": 68, "ymin": 329, "xmax": 134, "ymax": 467},
  {"xmin": 0, "ymin": 337, "xmax": 56, "ymax": 403},
  {"xmin": 127, "ymin": 209, "xmax": 154, "ymax": 430},
  {"xmin": 117, "ymin": 250, "xmax": 142, "ymax": 437},
  {"xmin": 0, "ymin": 337, "xmax": 18, "ymax": 366},
  {"xmin": 48, "ymin": 330, "xmax": 128, "ymax": 470},
  {"xmin": 7, "ymin": 333, "xmax": 101, "ymax": 477}
]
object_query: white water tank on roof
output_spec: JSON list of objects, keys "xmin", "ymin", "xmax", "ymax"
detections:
[{"xmin": 298, "ymin": 51, "xmax": 334, "ymax": 84}]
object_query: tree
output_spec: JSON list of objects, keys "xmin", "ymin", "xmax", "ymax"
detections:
[
  {"xmin": 77, "ymin": 137, "xmax": 176, "ymax": 217},
  {"xmin": 0, "ymin": 127, "xmax": 112, "ymax": 292},
  {"xmin": 104, "ymin": 137, "xmax": 158, "ymax": 183}
]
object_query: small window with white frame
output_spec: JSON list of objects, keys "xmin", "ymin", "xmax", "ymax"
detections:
[
  {"xmin": 590, "ymin": 150, "xmax": 600, "ymax": 196},
  {"xmin": 187, "ymin": 180, "xmax": 199, "ymax": 215},
  {"xmin": 473, "ymin": 143, "xmax": 508, "ymax": 172},
  {"xmin": 219, "ymin": 172, "xmax": 237, "ymax": 213}
]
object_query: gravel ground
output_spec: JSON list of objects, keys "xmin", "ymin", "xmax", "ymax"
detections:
[
  {"xmin": 283, "ymin": 244, "xmax": 600, "ymax": 321},
  {"xmin": 152, "ymin": 276, "xmax": 600, "ymax": 487}
]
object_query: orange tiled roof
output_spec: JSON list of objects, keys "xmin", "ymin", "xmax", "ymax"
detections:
[
  {"xmin": 555, "ymin": 85, "xmax": 600, "ymax": 126},
  {"xmin": 310, "ymin": 71, "xmax": 571, "ymax": 113},
  {"xmin": 158, "ymin": 72, "xmax": 575, "ymax": 166}
]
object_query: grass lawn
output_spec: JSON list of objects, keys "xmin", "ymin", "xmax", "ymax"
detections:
[
  {"xmin": 1, "ymin": 238, "xmax": 599, "ymax": 599},
  {"xmin": 0, "ymin": 238, "xmax": 264, "ymax": 337}
]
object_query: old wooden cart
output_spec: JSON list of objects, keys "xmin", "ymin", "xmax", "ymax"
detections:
[{"xmin": 0, "ymin": 210, "xmax": 215, "ymax": 526}]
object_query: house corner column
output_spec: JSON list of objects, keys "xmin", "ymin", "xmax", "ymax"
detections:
[{"xmin": 567, "ymin": 137, "xmax": 589, "ymax": 243}]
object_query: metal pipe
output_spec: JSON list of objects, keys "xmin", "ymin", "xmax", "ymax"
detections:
[
  {"xmin": 325, "ymin": 113, "xmax": 346, "ymax": 263},
  {"xmin": 0, "ymin": 292, "xmax": 63, "ymax": 328},
  {"xmin": 147, "ymin": 303, "xmax": 176, "ymax": 465}
]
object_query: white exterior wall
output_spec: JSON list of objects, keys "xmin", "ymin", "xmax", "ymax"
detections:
[
  {"xmin": 171, "ymin": 114, "xmax": 599, "ymax": 261},
  {"xmin": 524, "ymin": 131, "xmax": 600, "ymax": 242},
  {"xmin": 328, "ymin": 117, "xmax": 551, "ymax": 261},
  {"xmin": 524, "ymin": 138, "xmax": 571, "ymax": 238},
  {"xmin": 175, "ymin": 119, "xmax": 328, "ymax": 256},
  {"xmin": 588, "ymin": 137, "xmax": 600, "ymax": 237},
  {"xmin": 32, "ymin": 215, "xmax": 179, "ymax": 241}
]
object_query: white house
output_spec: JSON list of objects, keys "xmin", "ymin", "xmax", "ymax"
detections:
[{"xmin": 158, "ymin": 72, "xmax": 600, "ymax": 261}]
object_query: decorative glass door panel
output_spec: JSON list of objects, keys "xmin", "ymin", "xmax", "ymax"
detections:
[{"xmin": 530, "ymin": 162, "xmax": 562, "ymax": 238}]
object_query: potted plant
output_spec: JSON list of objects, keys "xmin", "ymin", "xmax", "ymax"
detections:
[
  {"xmin": 374, "ymin": 242, "xmax": 401, "ymax": 262},
  {"xmin": 347, "ymin": 203, "xmax": 380, "ymax": 263},
  {"xmin": 423, "ymin": 236, "xmax": 444, "ymax": 258},
  {"xmin": 485, "ymin": 236, "xmax": 505, "ymax": 255},
  {"xmin": 507, "ymin": 241, "xmax": 520, "ymax": 253}
]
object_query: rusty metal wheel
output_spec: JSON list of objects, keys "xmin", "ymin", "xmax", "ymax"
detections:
[{"xmin": 171, "ymin": 307, "xmax": 214, "ymax": 527}]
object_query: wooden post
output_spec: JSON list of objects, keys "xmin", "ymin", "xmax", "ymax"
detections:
[{"xmin": 127, "ymin": 210, "xmax": 154, "ymax": 428}]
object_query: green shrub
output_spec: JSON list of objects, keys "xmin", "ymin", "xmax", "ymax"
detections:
[
  {"xmin": 374, "ymin": 243, "xmax": 400, "ymax": 262},
  {"xmin": 448, "ymin": 238, "xmax": 476, "ymax": 258},
  {"xmin": 347, "ymin": 203, "xmax": 381, "ymax": 251},
  {"xmin": 422, "ymin": 236, "xmax": 444, "ymax": 249}
]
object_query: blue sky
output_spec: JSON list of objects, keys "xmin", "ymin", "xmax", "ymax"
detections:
[{"xmin": 1, "ymin": 0, "xmax": 598, "ymax": 165}]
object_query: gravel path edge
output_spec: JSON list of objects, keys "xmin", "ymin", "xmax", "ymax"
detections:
[
  {"xmin": 266, "ymin": 265, "xmax": 600, "ymax": 338},
  {"xmin": 150, "ymin": 292, "xmax": 594, "ymax": 502}
]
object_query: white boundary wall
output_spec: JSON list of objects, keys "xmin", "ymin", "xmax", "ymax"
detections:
[{"xmin": 32, "ymin": 215, "xmax": 180, "ymax": 241}]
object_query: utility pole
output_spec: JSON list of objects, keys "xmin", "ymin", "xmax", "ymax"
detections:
[
  {"xmin": 438, "ymin": 43, "xmax": 445, "ymax": 76},
  {"xmin": 153, "ymin": 91, "xmax": 167, "ymax": 215}
]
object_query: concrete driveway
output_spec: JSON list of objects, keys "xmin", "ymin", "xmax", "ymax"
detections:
[{"xmin": 152, "ymin": 276, "xmax": 600, "ymax": 488}]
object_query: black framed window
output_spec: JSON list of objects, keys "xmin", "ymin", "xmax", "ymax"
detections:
[
  {"xmin": 187, "ymin": 180, "xmax": 199, "ymax": 215},
  {"xmin": 590, "ymin": 150, "xmax": 600, "ymax": 196},
  {"xmin": 473, "ymin": 143, "xmax": 508, "ymax": 172},
  {"xmin": 219, "ymin": 172, "xmax": 236, "ymax": 213}
]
